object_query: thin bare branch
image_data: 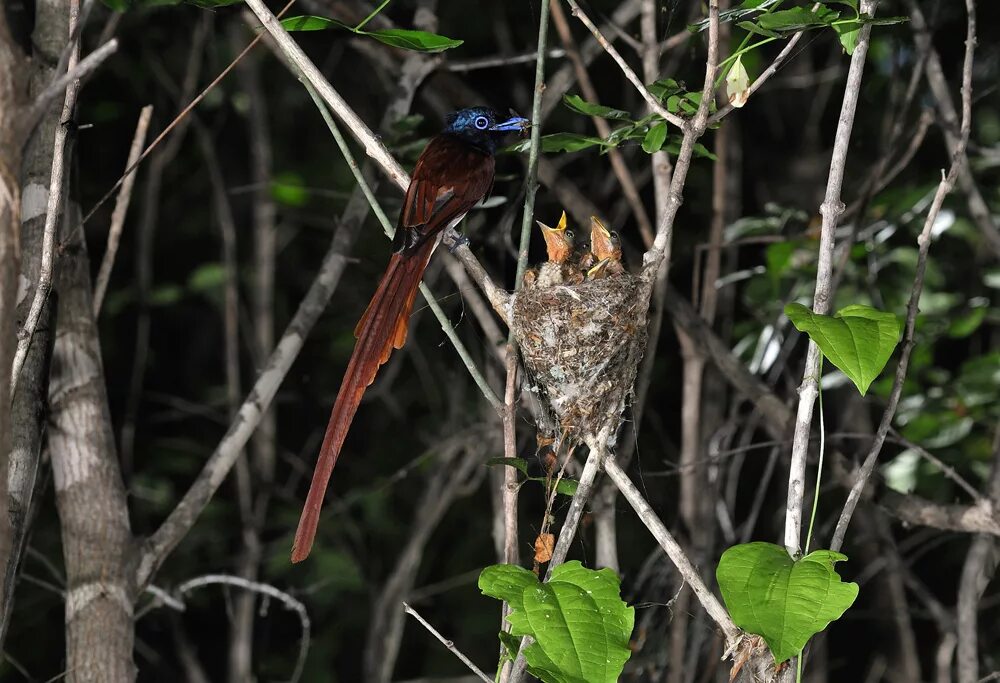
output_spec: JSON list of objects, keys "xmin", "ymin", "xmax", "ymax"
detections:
[
  {"xmin": 169, "ymin": 574, "xmax": 310, "ymax": 683},
  {"xmin": 550, "ymin": 0, "xmax": 655, "ymax": 247},
  {"xmin": 561, "ymin": 0, "xmax": 685, "ymax": 129},
  {"xmin": 604, "ymin": 456, "xmax": 742, "ymax": 648},
  {"xmin": 92, "ymin": 104, "xmax": 152, "ymax": 316},
  {"xmin": 19, "ymin": 38, "xmax": 118, "ymax": 138},
  {"xmin": 403, "ymin": 602, "xmax": 494, "ymax": 683},
  {"xmin": 830, "ymin": 0, "xmax": 975, "ymax": 552},
  {"xmin": 10, "ymin": 13, "xmax": 84, "ymax": 395}
]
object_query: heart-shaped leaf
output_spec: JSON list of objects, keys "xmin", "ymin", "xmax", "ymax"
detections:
[
  {"xmin": 717, "ymin": 542, "xmax": 859, "ymax": 664},
  {"xmin": 480, "ymin": 561, "xmax": 634, "ymax": 683},
  {"xmin": 785, "ymin": 302, "xmax": 902, "ymax": 395}
]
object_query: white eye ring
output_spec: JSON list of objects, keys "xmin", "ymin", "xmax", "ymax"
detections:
[{"xmin": 474, "ymin": 116, "xmax": 489, "ymax": 130}]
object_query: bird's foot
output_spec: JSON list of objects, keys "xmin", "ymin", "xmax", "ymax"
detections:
[{"xmin": 444, "ymin": 229, "xmax": 470, "ymax": 253}]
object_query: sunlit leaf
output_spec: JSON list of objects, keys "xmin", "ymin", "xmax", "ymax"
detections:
[
  {"xmin": 725, "ymin": 55, "xmax": 751, "ymax": 108},
  {"xmin": 717, "ymin": 543, "xmax": 859, "ymax": 664},
  {"xmin": 785, "ymin": 302, "xmax": 902, "ymax": 395},
  {"xmin": 480, "ymin": 561, "xmax": 634, "ymax": 683}
]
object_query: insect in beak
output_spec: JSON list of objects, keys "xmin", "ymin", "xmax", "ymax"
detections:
[{"xmin": 490, "ymin": 115, "xmax": 531, "ymax": 132}]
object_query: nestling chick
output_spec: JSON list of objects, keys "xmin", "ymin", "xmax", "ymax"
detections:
[
  {"xmin": 587, "ymin": 216, "xmax": 625, "ymax": 279},
  {"xmin": 536, "ymin": 211, "xmax": 575, "ymax": 287}
]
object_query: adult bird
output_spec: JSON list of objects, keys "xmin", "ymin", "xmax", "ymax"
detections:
[{"xmin": 291, "ymin": 107, "xmax": 528, "ymax": 563}]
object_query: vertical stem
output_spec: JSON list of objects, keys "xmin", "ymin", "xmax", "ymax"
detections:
[
  {"xmin": 499, "ymin": 0, "xmax": 552, "ymax": 639},
  {"xmin": 784, "ymin": 0, "xmax": 879, "ymax": 558}
]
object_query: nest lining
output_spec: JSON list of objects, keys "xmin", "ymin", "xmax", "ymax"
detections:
[{"xmin": 511, "ymin": 273, "xmax": 649, "ymax": 439}]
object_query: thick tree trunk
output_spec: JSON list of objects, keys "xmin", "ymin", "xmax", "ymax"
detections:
[
  {"xmin": 24, "ymin": 1, "xmax": 137, "ymax": 678},
  {"xmin": 49, "ymin": 202, "xmax": 136, "ymax": 681}
]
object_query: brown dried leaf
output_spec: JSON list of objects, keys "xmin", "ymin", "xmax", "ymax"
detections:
[{"xmin": 534, "ymin": 533, "xmax": 555, "ymax": 564}]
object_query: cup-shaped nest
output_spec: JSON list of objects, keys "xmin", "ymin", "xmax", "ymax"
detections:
[{"xmin": 511, "ymin": 273, "xmax": 649, "ymax": 439}]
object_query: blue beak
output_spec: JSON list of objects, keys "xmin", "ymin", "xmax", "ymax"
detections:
[{"xmin": 490, "ymin": 116, "xmax": 530, "ymax": 132}]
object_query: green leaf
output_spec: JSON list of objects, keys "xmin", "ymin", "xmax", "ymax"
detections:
[
  {"xmin": 99, "ymin": 0, "xmax": 131, "ymax": 11},
  {"xmin": 834, "ymin": 20, "xmax": 861, "ymax": 54},
  {"xmin": 948, "ymin": 306, "xmax": 986, "ymax": 338},
  {"xmin": 366, "ymin": 28, "xmax": 463, "ymax": 52},
  {"xmin": 717, "ymin": 542, "xmax": 859, "ymax": 664},
  {"xmin": 563, "ymin": 95, "xmax": 633, "ymax": 121},
  {"xmin": 647, "ymin": 78, "xmax": 684, "ymax": 102},
  {"xmin": 861, "ymin": 14, "xmax": 909, "ymax": 26},
  {"xmin": 271, "ymin": 173, "xmax": 308, "ymax": 207},
  {"xmin": 507, "ymin": 133, "xmax": 609, "ymax": 154},
  {"xmin": 785, "ymin": 302, "xmax": 902, "ymax": 395},
  {"xmin": 280, "ymin": 15, "xmax": 350, "ymax": 31},
  {"xmin": 485, "ymin": 457, "xmax": 529, "ymax": 476},
  {"xmin": 279, "ymin": 16, "xmax": 462, "ymax": 52},
  {"xmin": 554, "ymin": 478, "xmax": 579, "ymax": 496},
  {"xmin": 499, "ymin": 630, "xmax": 522, "ymax": 659},
  {"xmin": 480, "ymin": 561, "xmax": 634, "ymax": 683},
  {"xmin": 150, "ymin": 284, "xmax": 183, "ymax": 306},
  {"xmin": 736, "ymin": 20, "xmax": 782, "ymax": 38},
  {"xmin": 642, "ymin": 123, "xmax": 668, "ymax": 153},
  {"xmin": 757, "ymin": 6, "xmax": 839, "ymax": 31},
  {"xmin": 604, "ymin": 123, "xmax": 643, "ymax": 147},
  {"xmin": 479, "ymin": 563, "xmax": 539, "ymax": 615},
  {"xmin": 766, "ymin": 241, "xmax": 795, "ymax": 281},
  {"xmin": 689, "ymin": 0, "xmax": 781, "ymax": 31},
  {"xmin": 187, "ymin": 263, "xmax": 226, "ymax": 293}
]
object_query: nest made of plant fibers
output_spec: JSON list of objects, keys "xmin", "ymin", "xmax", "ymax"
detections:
[{"xmin": 511, "ymin": 272, "xmax": 649, "ymax": 439}]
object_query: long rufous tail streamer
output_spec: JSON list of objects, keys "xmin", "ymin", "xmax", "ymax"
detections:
[{"xmin": 291, "ymin": 238, "xmax": 437, "ymax": 562}]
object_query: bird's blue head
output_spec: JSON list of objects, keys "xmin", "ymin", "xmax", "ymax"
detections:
[{"xmin": 443, "ymin": 107, "xmax": 529, "ymax": 153}]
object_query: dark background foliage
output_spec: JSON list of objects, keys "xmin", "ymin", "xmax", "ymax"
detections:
[{"xmin": 4, "ymin": 0, "xmax": 999, "ymax": 680}]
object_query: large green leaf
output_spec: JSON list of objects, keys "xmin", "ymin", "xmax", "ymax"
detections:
[
  {"xmin": 479, "ymin": 561, "xmax": 634, "ymax": 683},
  {"xmin": 785, "ymin": 302, "xmax": 902, "ymax": 395},
  {"xmin": 717, "ymin": 542, "xmax": 859, "ymax": 664}
]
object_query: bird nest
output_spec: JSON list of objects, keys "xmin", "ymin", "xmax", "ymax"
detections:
[{"xmin": 510, "ymin": 273, "xmax": 649, "ymax": 440}]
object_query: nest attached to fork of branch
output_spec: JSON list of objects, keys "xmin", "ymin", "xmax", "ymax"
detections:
[{"xmin": 510, "ymin": 272, "xmax": 649, "ymax": 442}]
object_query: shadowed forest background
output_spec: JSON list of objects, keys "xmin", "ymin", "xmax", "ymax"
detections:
[{"xmin": 1, "ymin": 0, "xmax": 999, "ymax": 681}]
